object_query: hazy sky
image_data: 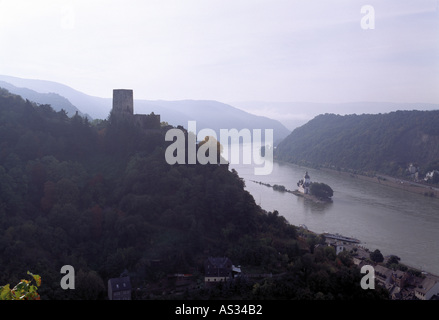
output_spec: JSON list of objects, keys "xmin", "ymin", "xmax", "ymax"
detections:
[{"xmin": 0, "ymin": 0, "xmax": 438, "ymax": 104}]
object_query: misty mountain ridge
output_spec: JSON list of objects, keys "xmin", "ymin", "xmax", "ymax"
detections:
[
  {"xmin": 232, "ymin": 101, "xmax": 439, "ymax": 131},
  {"xmin": 0, "ymin": 75, "xmax": 291, "ymax": 144},
  {"xmin": 2, "ymin": 74, "xmax": 437, "ymax": 145},
  {"xmin": 0, "ymin": 80, "xmax": 89, "ymax": 118}
]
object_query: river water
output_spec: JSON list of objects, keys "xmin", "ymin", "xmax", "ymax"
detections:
[{"xmin": 228, "ymin": 144, "xmax": 439, "ymax": 276}]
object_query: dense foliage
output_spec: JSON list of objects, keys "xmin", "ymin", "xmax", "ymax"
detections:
[
  {"xmin": 370, "ymin": 250, "xmax": 384, "ymax": 263},
  {"xmin": 0, "ymin": 88, "xmax": 388, "ymax": 300},
  {"xmin": 309, "ymin": 183, "xmax": 334, "ymax": 199},
  {"xmin": 275, "ymin": 111, "xmax": 439, "ymax": 178}
]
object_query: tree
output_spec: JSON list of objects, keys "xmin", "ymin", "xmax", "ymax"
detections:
[
  {"xmin": 309, "ymin": 182, "xmax": 334, "ymax": 199},
  {"xmin": 370, "ymin": 249, "xmax": 384, "ymax": 263},
  {"xmin": 273, "ymin": 184, "xmax": 286, "ymax": 192},
  {"xmin": 386, "ymin": 255, "xmax": 400, "ymax": 266},
  {"xmin": 73, "ymin": 269, "xmax": 105, "ymax": 300}
]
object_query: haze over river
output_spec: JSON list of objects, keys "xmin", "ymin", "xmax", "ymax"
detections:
[{"xmin": 228, "ymin": 144, "xmax": 439, "ymax": 276}]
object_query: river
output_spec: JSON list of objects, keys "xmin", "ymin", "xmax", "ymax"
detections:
[{"xmin": 228, "ymin": 144, "xmax": 439, "ymax": 276}]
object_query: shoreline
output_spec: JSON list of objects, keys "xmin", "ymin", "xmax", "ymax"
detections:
[
  {"xmin": 274, "ymin": 159, "xmax": 439, "ymax": 199},
  {"xmin": 319, "ymin": 167, "xmax": 439, "ymax": 199},
  {"xmin": 301, "ymin": 227, "xmax": 439, "ymax": 281}
]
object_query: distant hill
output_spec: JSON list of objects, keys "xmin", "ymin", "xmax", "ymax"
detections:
[
  {"xmin": 0, "ymin": 75, "xmax": 110, "ymax": 119},
  {"xmin": 0, "ymin": 80, "xmax": 87, "ymax": 118},
  {"xmin": 0, "ymin": 75, "xmax": 291, "ymax": 144},
  {"xmin": 135, "ymin": 99, "xmax": 291, "ymax": 144},
  {"xmin": 232, "ymin": 101, "xmax": 439, "ymax": 131},
  {"xmin": 275, "ymin": 110, "xmax": 439, "ymax": 177}
]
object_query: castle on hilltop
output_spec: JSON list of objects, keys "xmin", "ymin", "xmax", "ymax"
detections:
[{"xmin": 112, "ymin": 89, "xmax": 161, "ymax": 130}]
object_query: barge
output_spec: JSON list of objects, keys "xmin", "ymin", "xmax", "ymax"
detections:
[{"xmin": 323, "ymin": 232, "xmax": 361, "ymax": 244}]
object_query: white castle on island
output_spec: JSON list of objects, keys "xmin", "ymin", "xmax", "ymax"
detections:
[{"xmin": 297, "ymin": 171, "xmax": 312, "ymax": 194}]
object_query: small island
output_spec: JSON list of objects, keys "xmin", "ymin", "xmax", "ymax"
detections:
[
  {"xmin": 294, "ymin": 171, "xmax": 333, "ymax": 203},
  {"xmin": 250, "ymin": 171, "xmax": 334, "ymax": 204}
]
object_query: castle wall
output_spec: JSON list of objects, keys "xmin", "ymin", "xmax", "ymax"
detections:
[
  {"xmin": 145, "ymin": 113, "xmax": 161, "ymax": 130},
  {"xmin": 133, "ymin": 113, "xmax": 161, "ymax": 130}
]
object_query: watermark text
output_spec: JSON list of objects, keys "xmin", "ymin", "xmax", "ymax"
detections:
[
  {"xmin": 361, "ymin": 5, "xmax": 375, "ymax": 30},
  {"xmin": 165, "ymin": 121, "xmax": 273, "ymax": 175}
]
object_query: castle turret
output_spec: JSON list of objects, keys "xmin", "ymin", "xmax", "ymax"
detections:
[
  {"xmin": 112, "ymin": 89, "xmax": 133, "ymax": 116},
  {"xmin": 297, "ymin": 171, "xmax": 311, "ymax": 194},
  {"xmin": 304, "ymin": 171, "xmax": 311, "ymax": 186}
]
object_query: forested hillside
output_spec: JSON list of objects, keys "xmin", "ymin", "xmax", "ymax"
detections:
[
  {"xmin": 0, "ymin": 80, "xmax": 85, "ymax": 118},
  {"xmin": 0, "ymin": 88, "xmax": 387, "ymax": 300},
  {"xmin": 275, "ymin": 111, "xmax": 439, "ymax": 177}
]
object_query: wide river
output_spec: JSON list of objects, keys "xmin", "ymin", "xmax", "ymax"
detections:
[{"xmin": 228, "ymin": 144, "xmax": 439, "ymax": 276}]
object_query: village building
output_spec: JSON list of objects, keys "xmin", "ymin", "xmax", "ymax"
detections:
[
  {"xmin": 392, "ymin": 269, "xmax": 411, "ymax": 288},
  {"xmin": 108, "ymin": 276, "xmax": 132, "ymax": 300},
  {"xmin": 374, "ymin": 265, "xmax": 394, "ymax": 287},
  {"xmin": 328, "ymin": 241, "xmax": 345, "ymax": 255},
  {"xmin": 424, "ymin": 170, "xmax": 439, "ymax": 182},
  {"xmin": 204, "ymin": 257, "xmax": 241, "ymax": 285},
  {"xmin": 415, "ymin": 276, "xmax": 439, "ymax": 300}
]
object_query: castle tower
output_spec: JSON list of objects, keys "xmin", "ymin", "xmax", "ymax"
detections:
[
  {"xmin": 304, "ymin": 171, "xmax": 311, "ymax": 186},
  {"xmin": 112, "ymin": 89, "xmax": 133, "ymax": 116}
]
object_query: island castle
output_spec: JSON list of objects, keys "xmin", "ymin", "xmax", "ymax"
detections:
[
  {"xmin": 112, "ymin": 89, "xmax": 161, "ymax": 130},
  {"xmin": 297, "ymin": 171, "xmax": 311, "ymax": 194}
]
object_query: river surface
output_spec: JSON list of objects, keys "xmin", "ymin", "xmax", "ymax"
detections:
[{"xmin": 228, "ymin": 144, "xmax": 439, "ymax": 276}]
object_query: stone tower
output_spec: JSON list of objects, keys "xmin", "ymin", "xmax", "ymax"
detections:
[{"xmin": 112, "ymin": 89, "xmax": 133, "ymax": 116}]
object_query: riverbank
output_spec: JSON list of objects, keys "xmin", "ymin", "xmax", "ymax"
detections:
[
  {"xmin": 319, "ymin": 168, "xmax": 439, "ymax": 199},
  {"xmin": 299, "ymin": 226, "xmax": 439, "ymax": 300},
  {"xmin": 274, "ymin": 159, "xmax": 439, "ymax": 198}
]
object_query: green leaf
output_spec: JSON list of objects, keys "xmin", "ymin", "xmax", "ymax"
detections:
[
  {"xmin": 0, "ymin": 284, "xmax": 12, "ymax": 300},
  {"xmin": 28, "ymin": 271, "xmax": 42, "ymax": 287}
]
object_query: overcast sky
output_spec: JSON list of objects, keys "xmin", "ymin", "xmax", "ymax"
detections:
[{"xmin": 0, "ymin": 0, "xmax": 438, "ymax": 104}]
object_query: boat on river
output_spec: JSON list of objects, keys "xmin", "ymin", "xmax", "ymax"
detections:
[{"xmin": 323, "ymin": 232, "xmax": 361, "ymax": 243}]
